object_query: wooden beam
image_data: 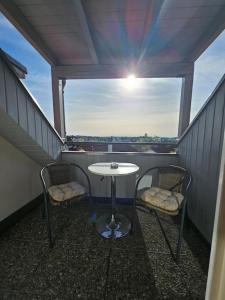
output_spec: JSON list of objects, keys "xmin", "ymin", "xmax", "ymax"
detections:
[
  {"xmin": 187, "ymin": 9, "xmax": 225, "ymax": 62},
  {"xmin": 51, "ymin": 68, "xmax": 66, "ymax": 138},
  {"xmin": 72, "ymin": 0, "xmax": 99, "ymax": 64},
  {"xmin": 178, "ymin": 69, "xmax": 194, "ymax": 137},
  {"xmin": 0, "ymin": 0, "xmax": 58, "ymax": 65},
  {"xmin": 53, "ymin": 62, "xmax": 193, "ymax": 79}
]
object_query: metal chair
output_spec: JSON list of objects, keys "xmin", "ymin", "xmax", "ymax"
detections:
[
  {"xmin": 134, "ymin": 165, "xmax": 192, "ymax": 263},
  {"xmin": 40, "ymin": 162, "xmax": 92, "ymax": 247}
]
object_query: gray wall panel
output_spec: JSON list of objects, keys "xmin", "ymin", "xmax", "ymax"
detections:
[
  {"xmin": 17, "ymin": 85, "xmax": 28, "ymax": 131},
  {"xmin": 188, "ymin": 123, "xmax": 198, "ymax": 222},
  {"xmin": 4, "ymin": 67, "xmax": 18, "ymax": 122},
  {"xmin": 35, "ymin": 111, "xmax": 42, "ymax": 146},
  {"xmin": 27, "ymin": 100, "xmax": 36, "ymax": 139},
  {"xmin": 202, "ymin": 102, "xmax": 215, "ymax": 175},
  {"xmin": 0, "ymin": 54, "xmax": 63, "ymax": 165},
  {"xmin": 47, "ymin": 128, "xmax": 53, "ymax": 157},
  {"xmin": 41, "ymin": 120, "xmax": 48, "ymax": 153},
  {"xmin": 178, "ymin": 76, "xmax": 225, "ymax": 242},
  {"xmin": 201, "ymin": 101, "xmax": 216, "ymax": 237},
  {"xmin": 209, "ymin": 87, "xmax": 225, "ymax": 195},
  {"xmin": 0, "ymin": 58, "xmax": 6, "ymax": 112}
]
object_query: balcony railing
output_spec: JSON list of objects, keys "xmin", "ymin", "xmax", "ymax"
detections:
[
  {"xmin": 62, "ymin": 150, "xmax": 179, "ymax": 199},
  {"xmin": 66, "ymin": 141, "xmax": 177, "ymax": 153},
  {"xmin": 63, "ymin": 142, "xmax": 179, "ymax": 199}
]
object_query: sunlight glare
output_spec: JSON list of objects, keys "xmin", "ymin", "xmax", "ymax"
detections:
[{"xmin": 124, "ymin": 74, "xmax": 139, "ymax": 90}]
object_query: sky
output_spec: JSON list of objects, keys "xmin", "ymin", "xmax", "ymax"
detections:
[{"xmin": 0, "ymin": 12, "xmax": 225, "ymax": 137}]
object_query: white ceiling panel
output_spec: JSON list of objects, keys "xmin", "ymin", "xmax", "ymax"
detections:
[{"xmin": 0, "ymin": 0, "xmax": 224, "ymax": 77}]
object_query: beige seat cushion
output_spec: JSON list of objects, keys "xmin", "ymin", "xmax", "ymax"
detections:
[
  {"xmin": 48, "ymin": 181, "xmax": 85, "ymax": 202},
  {"xmin": 139, "ymin": 187, "xmax": 184, "ymax": 215}
]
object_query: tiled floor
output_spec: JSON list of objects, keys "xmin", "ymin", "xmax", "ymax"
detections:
[{"xmin": 0, "ymin": 202, "xmax": 210, "ymax": 299}]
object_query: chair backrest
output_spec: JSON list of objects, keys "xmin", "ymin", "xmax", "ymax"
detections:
[
  {"xmin": 157, "ymin": 165, "xmax": 191, "ymax": 195},
  {"xmin": 47, "ymin": 163, "xmax": 71, "ymax": 185}
]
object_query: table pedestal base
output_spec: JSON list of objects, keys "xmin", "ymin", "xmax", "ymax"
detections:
[{"xmin": 96, "ymin": 213, "xmax": 131, "ymax": 239}]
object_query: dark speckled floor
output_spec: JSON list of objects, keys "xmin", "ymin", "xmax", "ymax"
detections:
[{"xmin": 0, "ymin": 202, "xmax": 210, "ymax": 299}]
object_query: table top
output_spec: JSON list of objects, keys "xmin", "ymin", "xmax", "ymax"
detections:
[{"xmin": 88, "ymin": 162, "xmax": 139, "ymax": 177}]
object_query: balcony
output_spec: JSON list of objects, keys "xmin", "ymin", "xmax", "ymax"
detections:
[
  {"xmin": 0, "ymin": 1, "xmax": 225, "ymax": 299},
  {"xmin": 0, "ymin": 200, "xmax": 209, "ymax": 299}
]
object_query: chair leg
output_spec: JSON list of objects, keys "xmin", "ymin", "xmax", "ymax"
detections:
[
  {"xmin": 43, "ymin": 192, "xmax": 53, "ymax": 248},
  {"xmin": 41, "ymin": 202, "xmax": 45, "ymax": 219},
  {"xmin": 130, "ymin": 197, "xmax": 136, "ymax": 235},
  {"xmin": 155, "ymin": 210, "xmax": 176, "ymax": 261},
  {"xmin": 175, "ymin": 204, "xmax": 186, "ymax": 263},
  {"xmin": 89, "ymin": 194, "xmax": 93, "ymax": 206},
  {"xmin": 89, "ymin": 194, "xmax": 97, "ymax": 225},
  {"xmin": 154, "ymin": 205, "xmax": 187, "ymax": 264}
]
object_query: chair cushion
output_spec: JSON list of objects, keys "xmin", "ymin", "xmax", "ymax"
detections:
[
  {"xmin": 48, "ymin": 181, "xmax": 85, "ymax": 202},
  {"xmin": 139, "ymin": 187, "xmax": 184, "ymax": 214}
]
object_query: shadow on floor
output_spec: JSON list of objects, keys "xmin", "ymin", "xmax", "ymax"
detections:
[{"xmin": 0, "ymin": 201, "xmax": 209, "ymax": 299}]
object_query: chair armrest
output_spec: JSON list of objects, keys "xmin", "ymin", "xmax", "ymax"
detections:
[{"xmin": 40, "ymin": 166, "xmax": 49, "ymax": 195}]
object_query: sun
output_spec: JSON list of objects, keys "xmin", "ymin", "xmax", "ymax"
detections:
[{"xmin": 124, "ymin": 74, "xmax": 139, "ymax": 90}]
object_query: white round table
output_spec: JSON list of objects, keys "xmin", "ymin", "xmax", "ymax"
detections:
[{"xmin": 88, "ymin": 162, "xmax": 139, "ymax": 239}]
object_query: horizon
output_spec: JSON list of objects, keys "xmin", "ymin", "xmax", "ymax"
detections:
[{"xmin": 67, "ymin": 134, "xmax": 177, "ymax": 138}]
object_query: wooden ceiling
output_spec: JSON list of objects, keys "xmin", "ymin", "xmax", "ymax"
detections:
[{"xmin": 0, "ymin": 0, "xmax": 225, "ymax": 78}]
